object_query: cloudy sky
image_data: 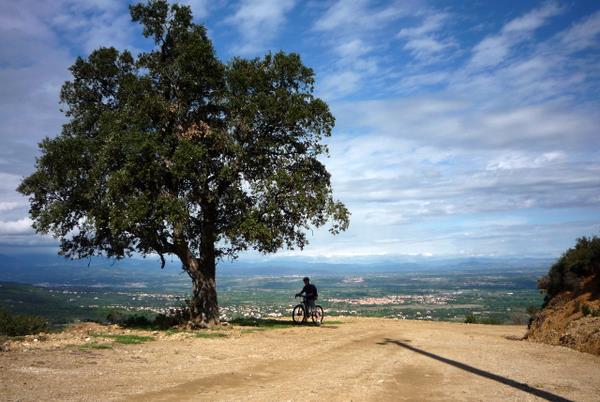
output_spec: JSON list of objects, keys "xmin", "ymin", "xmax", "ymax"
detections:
[{"xmin": 1, "ymin": 0, "xmax": 599, "ymax": 260}]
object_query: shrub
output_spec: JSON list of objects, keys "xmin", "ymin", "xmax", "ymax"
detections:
[
  {"xmin": 154, "ymin": 307, "xmax": 190, "ymax": 329},
  {"xmin": 464, "ymin": 314, "xmax": 477, "ymax": 324},
  {"xmin": 464, "ymin": 313, "xmax": 504, "ymax": 325},
  {"xmin": 122, "ymin": 315, "xmax": 152, "ymax": 327},
  {"xmin": 106, "ymin": 310, "xmax": 126, "ymax": 324},
  {"xmin": 538, "ymin": 235, "xmax": 600, "ymax": 305},
  {"xmin": 0, "ymin": 308, "xmax": 49, "ymax": 336},
  {"xmin": 106, "ymin": 311, "xmax": 151, "ymax": 327},
  {"xmin": 478, "ymin": 316, "xmax": 502, "ymax": 325},
  {"xmin": 106, "ymin": 307, "xmax": 190, "ymax": 330},
  {"xmin": 581, "ymin": 304, "xmax": 592, "ymax": 316}
]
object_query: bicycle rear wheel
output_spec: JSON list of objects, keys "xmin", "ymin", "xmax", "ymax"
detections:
[
  {"xmin": 292, "ymin": 304, "xmax": 305, "ymax": 324},
  {"xmin": 312, "ymin": 305, "xmax": 324, "ymax": 325}
]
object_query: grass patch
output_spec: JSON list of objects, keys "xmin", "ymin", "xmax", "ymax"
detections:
[
  {"xmin": 195, "ymin": 332, "xmax": 228, "ymax": 339},
  {"xmin": 89, "ymin": 332, "xmax": 154, "ymax": 344},
  {"xmin": 81, "ymin": 342, "xmax": 113, "ymax": 350},
  {"xmin": 240, "ymin": 328, "xmax": 267, "ymax": 334},
  {"xmin": 229, "ymin": 317, "xmax": 295, "ymax": 330},
  {"xmin": 111, "ymin": 334, "xmax": 154, "ymax": 344}
]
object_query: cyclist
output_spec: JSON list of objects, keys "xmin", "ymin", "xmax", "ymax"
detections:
[{"xmin": 295, "ymin": 277, "xmax": 318, "ymax": 321}]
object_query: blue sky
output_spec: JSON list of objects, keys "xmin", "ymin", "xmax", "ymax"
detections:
[{"xmin": 1, "ymin": 0, "xmax": 599, "ymax": 260}]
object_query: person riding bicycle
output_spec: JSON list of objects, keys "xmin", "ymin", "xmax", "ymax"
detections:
[{"xmin": 295, "ymin": 277, "xmax": 318, "ymax": 321}]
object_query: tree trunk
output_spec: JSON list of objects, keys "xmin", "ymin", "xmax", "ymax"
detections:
[
  {"xmin": 178, "ymin": 243, "xmax": 220, "ymax": 327},
  {"xmin": 189, "ymin": 263, "xmax": 219, "ymax": 327}
]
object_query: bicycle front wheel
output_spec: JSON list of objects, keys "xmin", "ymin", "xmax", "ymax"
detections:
[
  {"xmin": 292, "ymin": 304, "xmax": 305, "ymax": 324},
  {"xmin": 312, "ymin": 305, "xmax": 324, "ymax": 325}
]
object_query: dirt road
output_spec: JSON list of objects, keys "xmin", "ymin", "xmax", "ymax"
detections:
[{"xmin": 2, "ymin": 317, "xmax": 599, "ymax": 401}]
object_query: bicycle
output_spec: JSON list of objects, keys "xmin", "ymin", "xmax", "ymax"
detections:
[{"xmin": 292, "ymin": 295, "xmax": 324, "ymax": 325}]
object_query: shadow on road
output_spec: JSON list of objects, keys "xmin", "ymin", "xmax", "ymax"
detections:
[{"xmin": 378, "ymin": 338, "xmax": 572, "ymax": 402}]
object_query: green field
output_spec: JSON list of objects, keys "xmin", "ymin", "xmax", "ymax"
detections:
[{"xmin": 0, "ymin": 268, "xmax": 545, "ymax": 326}]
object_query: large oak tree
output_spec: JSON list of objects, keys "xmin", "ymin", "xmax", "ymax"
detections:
[{"xmin": 18, "ymin": 1, "xmax": 348, "ymax": 326}]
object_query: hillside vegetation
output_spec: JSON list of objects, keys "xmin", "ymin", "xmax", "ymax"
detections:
[{"xmin": 527, "ymin": 236, "xmax": 600, "ymax": 355}]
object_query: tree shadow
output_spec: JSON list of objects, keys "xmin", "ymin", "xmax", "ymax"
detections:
[
  {"xmin": 228, "ymin": 317, "xmax": 338, "ymax": 329},
  {"xmin": 228, "ymin": 317, "xmax": 296, "ymax": 328},
  {"xmin": 378, "ymin": 338, "xmax": 573, "ymax": 402}
]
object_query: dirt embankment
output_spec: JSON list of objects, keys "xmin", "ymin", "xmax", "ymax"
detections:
[
  {"xmin": 2, "ymin": 318, "xmax": 600, "ymax": 401},
  {"xmin": 529, "ymin": 236, "xmax": 600, "ymax": 356},
  {"xmin": 527, "ymin": 275, "xmax": 600, "ymax": 355}
]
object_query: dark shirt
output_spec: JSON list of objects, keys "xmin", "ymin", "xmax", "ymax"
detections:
[{"xmin": 301, "ymin": 284, "xmax": 318, "ymax": 300}]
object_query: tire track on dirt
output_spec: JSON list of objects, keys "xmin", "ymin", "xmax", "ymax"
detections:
[{"xmin": 125, "ymin": 330, "xmax": 392, "ymax": 401}]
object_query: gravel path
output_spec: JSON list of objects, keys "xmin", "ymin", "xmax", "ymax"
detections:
[{"xmin": 1, "ymin": 317, "xmax": 599, "ymax": 401}]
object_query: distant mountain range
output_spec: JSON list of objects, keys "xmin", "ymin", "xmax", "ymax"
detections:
[{"xmin": 0, "ymin": 252, "xmax": 554, "ymax": 287}]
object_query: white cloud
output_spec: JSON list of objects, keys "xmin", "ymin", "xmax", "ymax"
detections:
[
  {"xmin": 396, "ymin": 71, "xmax": 450, "ymax": 92},
  {"xmin": 502, "ymin": 1, "xmax": 562, "ymax": 33},
  {"xmin": 0, "ymin": 173, "xmax": 24, "ymax": 192},
  {"xmin": 398, "ymin": 12, "xmax": 447, "ymax": 38},
  {"xmin": 77, "ymin": 12, "xmax": 138, "ymax": 54},
  {"xmin": 0, "ymin": 202, "xmax": 20, "ymax": 212},
  {"xmin": 397, "ymin": 12, "xmax": 453, "ymax": 60},
  {"xmin": 2, "ymin": 0, "xmax": 599, "ymax": 258},
  {"xmin": 179, "ymin": 0, "xmax": 211, "ymax": 19},
  {"xmin": 485, "ymin": 151, "xmax": 566, "ymax": 171},
  {"xmin": 312, "ymin": 1, "xmax": 419, "ymax": 100},
  {"xmin": 469, "ymin": 1, "xmax": 562, "ymax": 69},
  {"xmin": 335, "ymin": 99, "xmax": 599, "ymax": 151},
  {"xmin": 0, "ymin": 218, "xmax": 33, "ymax": 235},
  {"xmin": 334, "ymin": 39, "xmax": 372, "ymax": 59},
  {"xmin": 226, "ymin": 0, "xmax": 296, "ymax": 55},
  {"xmin": 403, "ymin": 37, "xmax": 448, "ymax": 56},
  {"xmin": 319, "ymin": 70, "xmax": 363, "ymax": 99},
  {"xmin": 314, "ymin": 0, "xmax": 408, "ymax": 33},
  {"xmin": 558, "ymin": 10, "xmax": 600, "ymax": 53}
]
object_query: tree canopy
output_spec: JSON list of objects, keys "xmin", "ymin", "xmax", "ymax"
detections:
[{"xmin": 18, "ymin": 0, "xmax": 349, "ymax": 325}]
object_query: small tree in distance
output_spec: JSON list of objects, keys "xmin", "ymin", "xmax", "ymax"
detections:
[{"xmin": 18, "ymin": 0, "xmax": 349, "ymax": 326}]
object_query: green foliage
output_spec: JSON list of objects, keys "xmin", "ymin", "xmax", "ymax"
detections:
[
  {"xmin": 106, "ymin": 310, "xmax": 126, "ymax": 324},
  {"xmin": 106, "ymin": 308, "xmax": 189, "ymax": 330},
  {"xmin": 229, "ymin": 317, "xmax": 295, "ymax": 329},
  {"xmin": 195, "ymin": 332, "xmax": 227, "ymax": 338},
  {"xmin": 91, "ymin": 332, "xmax": 154, "ymax": 344},
  {"xmin": 578, "ymin": 303, "xmax": 600, "ymax": 317},
  {"xmin": 18, "ymin": 0, "xmax": 348, "ymax": 265},
  {"xmin": 477, "ymin": 316, "xmax": 502, "ymax": 325},
  {"xmin": 111, "ymin": 334, "xmax": 154, "ymax": 344},
  {"xmin": 581, "ymin": 304, "xmax": 592, "ymax": 316},
  {"xmin": 463, "ymin": 313, "xmax": 502, "ymax": 325},
  {"xmin": 464, "ymin": 314, "xmax": 477, "ymax": 324},
  {"xmin": 18, "ymin": 0, "xmax": 348, "ymax": 323},
  {"xmin": 153, "ymin": 311, "xmax": 189, "ymax": 329},
  {"xmin": 538, "ymin": 236, "xmax": 600, "ymax": 304},
  {"xmin": 0, "ymin": 307, "xmax": 49, "ymax": 336}
]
